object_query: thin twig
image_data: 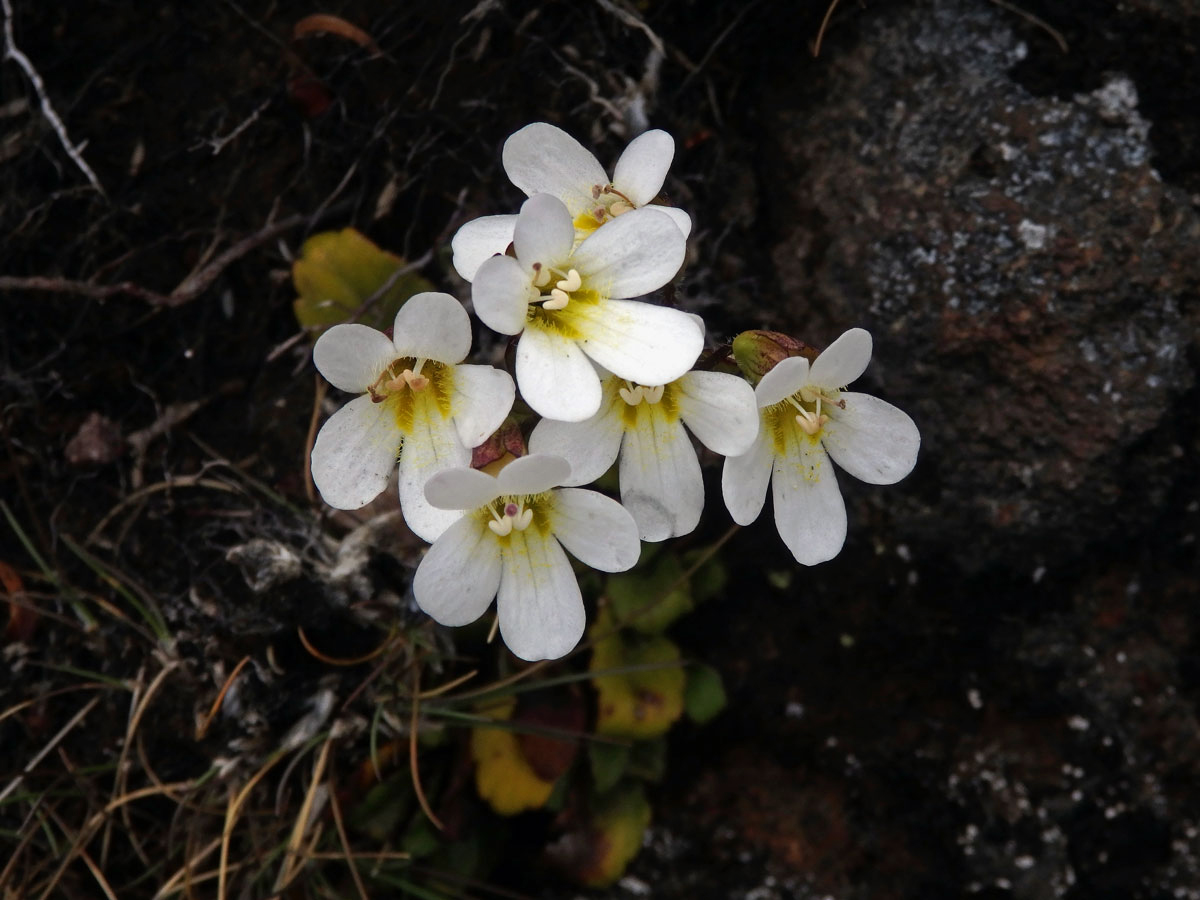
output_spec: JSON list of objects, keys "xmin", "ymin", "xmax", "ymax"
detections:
[
  {"xmin": 409, "ymin": 666, "xmax": 445, "ymax": 831},
  {"xmin": 987, "ymin": 0, "xmax": 1069, "ymax": 53},
  {"xmin": 0, "ymin": 212, "xmax": 320, "ymax": 308},
  {"xmin": 1, "ymin": 0, "xmax": 106, "ymax": 195}
]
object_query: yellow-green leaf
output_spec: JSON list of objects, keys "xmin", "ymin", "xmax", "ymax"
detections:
[
  {"xmin": 469, "ymin": 698, "xmax": 557, "ymax": 816},
  {"xmin": 292, "ymin": 227, "xmax": 433, "ymax": 334},
  {"xmin": 553, "ymin": 783, "xmax": 651, "ymax": 887},
  {"xmin": 590, "ymin": 609, "xmax": 685, "ymax": 740}
]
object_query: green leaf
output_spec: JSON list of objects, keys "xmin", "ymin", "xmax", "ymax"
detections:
[
  {"xmin": 682, "ymin": 545, "xmax": 729, "ymax": 605},
  {"xmin": 588, "ymin": 742, "xmax": 631, "ymax": 793},
  {"xmin": 608, "ymin": 551, "xmax": 693, "ymax": 635},
  {"xmin": 684, "ymin": 664, "xmax": 727, "ymax": 724},
  {"xmin": 626, "ymin": 737, "xmax": 667, "ymax": 783},
  {"xmin": 292, "ymin": 228, "xmax": 434, "ymax": 334},
  {"xmin": 401, "ymin": 814, "xmax": 442, "ymax": 859}
]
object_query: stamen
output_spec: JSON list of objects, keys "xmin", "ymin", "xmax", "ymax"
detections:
[
  {"xmin": 592, "ymin": 207, "xmax": 607, "ymax": 222},
  {"xmin": 555, "ymin": 269, "xmax": 582, "ymax": 292},
  {"xmin": 591, "ymin": 184, "xmax": 603, "ymax": 200},
  {"xmin": 532, "ymin": 263, "xmax": 551, "ymax": 288},
  {"xmin": 515, "ymin": 507, "xmax": 533, "ymax": 530},
  {"xmin": 642, "ymin": 384, "xmax": 664, "ymax": 404},
  {"xmin": 543, "ymin": 289, "xmax": 570, "ymax": 311},
  {"xmin": 619, "ymin": 385, "xmax": 644, "ymax": 405},
  {"xmin": 488, "ymin": 517, "xmax": 514, "ymax": 536},
  {"xmin": 609, "ymin": 200, "xmax": 634, "ymax": 216}
]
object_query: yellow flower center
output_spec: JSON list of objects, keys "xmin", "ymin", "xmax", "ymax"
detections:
[
  {"xmin": 765, "ymin": 386, "xmax": 845, "ymax": 452},
  {"xmin": 368, "ymin": 357, "xmax": 453, "ymax": 430},
  {"xmin": 572, "ymin": 183, "xmax": 637, "ymax": 235},
  {"xmin": 480, "ymin": 493, "xmax": 552, "ymax": 541}
]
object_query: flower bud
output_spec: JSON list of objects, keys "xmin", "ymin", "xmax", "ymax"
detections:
[
  {"xmin": 731, "ymin": 330, "xmax": 815, "ymax": 383},
  {"xmin": 471, "ymin": 418, "xmax": 527, "ymax": 474}
]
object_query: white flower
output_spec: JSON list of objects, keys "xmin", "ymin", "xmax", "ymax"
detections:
[
  {"xmin": 450, "ymin": 123, "xmax": 690, "ymax": 282},
  {"xmin": 529, "ymin": 369, "xmax": 758, "ymax": 541},
  {"xmin": 311, "ymin": 292, "xmax": 515, "ymax": 542},
  {"xmin": 471, "ymin": 194, "xmax": 702, "ymax": 422},
  {"xmin": 721, "ymin": 329, "xmax": 920, "ymax": 565},
  {"xmin": 413, "ymin": 454, "xmax": 641, "ymax": 661}
]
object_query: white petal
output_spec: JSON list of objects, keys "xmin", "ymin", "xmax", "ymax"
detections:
[
  {"xmin": 425, "ymin": 466, "xmax": 500, "ymax": 511},
  {"xmin": 515, "ymin": 327, "xmax": 603, "ymax": 422},
  {"xmin": 756, "ymin": 356, "xmax": 810, "ymax": 407},
  {"xmin": 311, "ymin": 395, "xmax": 400, "ymax": 509},
  {"xmin": 497, "ymin": 531, "xmax": 585, "ymax": 661},
  {"xmin": 451, "ymin": 215, "xmax": 517, "ymax": 282},
  {"xmin": 821, "ymin": 392, "xmax": 920, "ymax": 485},
  {"xmin": 473, "ymin": 255, "xmax": 532, "ymax": 336},
  {"xmin": 570, "ymin": 299, "xmax": 703, "ymax": 386},
  {"xmin": 772, "ymin": 429, "xmax": 847, "ymax": 566},
  {"xmin": 391, "ymin": 292, "xmax": 472, "ymax": 364},
  {"xmin": 397, "ymin": 408, "xmax": 472, "ymax": 542},
  {"xmin": 571, "ymin": 208, "xmax": 685, "ymax": 298},
  {"xmin": 653, "ymin": 205, "xmax": 693, "ymax": 240},
  {"xmin": 502, "ymin": 122, "xmax": 608, "ymax": 212},
  {"xmin": 810, "ymin": 328, "xmax": 872, "ymax": 389},
  {"xmin": 313, "ymin": 324, "xmax": 396, "ymax": 393},
  {"xmin": 721, "ymin": 420, "xmax": 773, "ymax": 526},
  {"xmin": 527, "ymin": 382, "xmax": 624, "ymax": 485},
  {"xmin": 675, "ymin": 371, "xmax": 759, "ymax": 457},
  {"xmin": 496, "ymin": 453, "xmax": 572, "ymax": 495},
  {"xmin": 513, "ymin": 194, "xmax": 575, "ymax": 270},
  {"xmin": 550, "ymin": 488, "xmax": 641, "ymax": 570},
  {"xmin": 619, "ymin": 410, "xmax": 703, "ymax": 542},
  {"xmin": 450, "ymin": 364, "xmax": 516, "ymax": 448},
  {"xmin": 612, "ymin": 129, "xmax": 674, "ymax": 206},
  {"xmin": 413, "ymin": 516, "xmax": 501, "ymax": 626}
]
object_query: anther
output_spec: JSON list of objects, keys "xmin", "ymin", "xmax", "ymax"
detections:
[
  {"xmin": 642, "ymin": 384, "xmax": 664, "ymax": 404},
  {"xmin": 532, "ymin": 263, "xmax": 551, "ymax": 288},
  {"xmin": 609, "ymin": 200, "xmax": 633, "ymax": 216},
  {"xmin": 555, "ymin": 269, "xmax": 582, "ymax": 293},
  {"xmin": 488, "ymin": 517, "xmax": 514, "ymax": 537},
  {"xmin": 543, "ymin": 289, "xmax": 570, "ymax": 311},
  {"xmin": 619, "ymin": 385, "xmax": 644, "ymax": 405}
]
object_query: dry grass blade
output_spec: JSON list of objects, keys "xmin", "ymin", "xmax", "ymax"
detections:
[
  {"xmin": 196, "ymin": 655, "xmax": 251, "ymax": 740},
  {"xmin": 298, "ymin": 624, "xmax": 395, "ymax": 666},
  {"xmin": 101, "ymin": 661, "xmax": 179, "ymax": 867},
  {"xmin": 0, "ymin": 695, "xmax": 101, "ymax": 806},
  {"xmin": 328, "ymin": 772, "xmax": 370, "ymax": 900},
  {"xmin": 813, "ymin": 0, "xmax": 842, "ymax": 57},
  {"xmin": 409, "ymin": 667, "xmax": 445, "ymax": 832},
  {"xmin": 274, "ymin": 736, "xmax": 334, "ymax": 892},
  {"xmin": 217, "ymin": 748, "xmax": 292, "ymax": 900}
]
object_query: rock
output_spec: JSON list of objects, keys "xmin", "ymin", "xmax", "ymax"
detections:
[{"xmin": 763, "ymin": 0, "xmax": 1200, "ymax": 571}]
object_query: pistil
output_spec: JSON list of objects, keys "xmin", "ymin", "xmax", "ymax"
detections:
[{"xmin": 488, "ymin": 499, "xmax": 534, "ymax": 536}]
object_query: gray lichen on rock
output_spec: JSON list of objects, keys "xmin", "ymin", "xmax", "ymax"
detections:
[{"xmin": 764, "ymin": 0, "xmax": 1200, "ymax": 570}]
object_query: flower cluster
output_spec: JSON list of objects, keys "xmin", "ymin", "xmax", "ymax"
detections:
[{"xmin": 310, "ymin": 123, "xmax": 921, "ymax": 660}]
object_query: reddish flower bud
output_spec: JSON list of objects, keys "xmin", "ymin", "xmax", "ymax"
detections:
[{"xmin": 730, "ymin": 330, "xmax": 815, "ymax": 383}]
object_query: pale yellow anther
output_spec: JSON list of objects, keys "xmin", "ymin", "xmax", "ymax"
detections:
[
  {"xmin": 401, "ymin": 370, "xmax": 429, "ymax": 391},
  {"xmin": 619, "ymin": 385, "xmax": 644, "ymax": 405},
  {"xmin": 543, "ymin": 289, "xmax": 570, "ymax": 311},
  {"xmin": 488, "ymin": 500, "xmax": 534, "ymax": 536},
  {"xmin": 555, "ymin": 269, "xmax": 582, "ymax": 292},
  {"xmin": 532, "ymin": 264, "xmax": 552, "ymax": 288},
  {"xmin": 609, "ymin": 200, "xmax": 634, "ymax": 216},
  {"xmin": 642, "ymin": 384, "xmax": 665, "ymax": 404}
]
